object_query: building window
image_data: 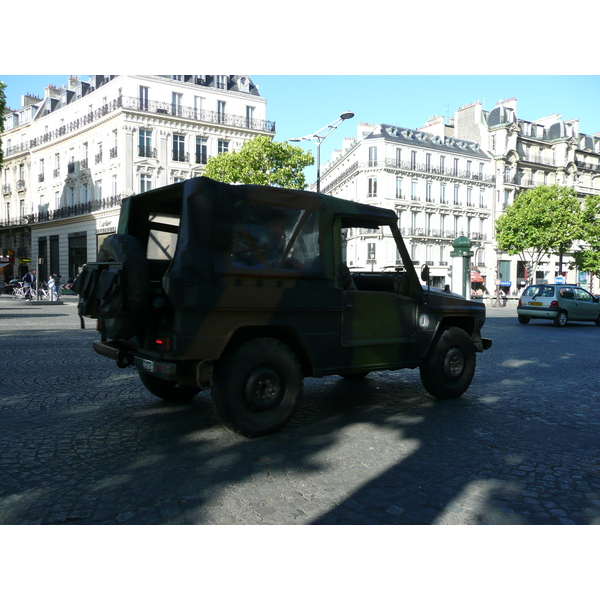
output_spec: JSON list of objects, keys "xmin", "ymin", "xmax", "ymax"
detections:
[
  {"xmin": 172, "ymin": 92, "xmax": 183, "ymax": 116},
  {"xmin": 440, "ymin": 155, "xmax": 445, "ymax": 172},
  {"xmin": 139, "ymin": 129, "xmax": 152, "ymax": 157},
  {"xmin": 426, "ymin": 153, "xmax": 431, "ymax": 172},
  {"xmin": 216, "ymin": 76, "xmax": 227, "ymax": 90},
  {"xmin": 196, "ymin": 137, "xmax": 208, "ymax": 164},
  {"xmin": 411, "ymin": 181, "xmax": 418, "ymax": 200},
  {"xmin": 466, "ymin": 160, "xmax": 472, "ymax": 176},
  {"xmin": 368, "ymin": 178, "xmax": 377, "ymax": 197},
  {"xmin": 411, "ymin": 150, "xmax": 417, "ymax": 169},
  {"xmin": 173, "ymin": 134, "xmax": 186, "ymax": 161},
  {"xmin": 453, "ymin": 158, "xmax": 459, "ymax": 175},
  {"xmin": 396, "ymin": 148, "xmax": 402, "ymax": 166},
  {"xmin": 246, "ymin": 106, "xmax": 255, "ymax": 128},
  {"xmin": 369, "ymin": 147, "xmax": 377, "ymax": 167},
  {"xmin": 467, "ymin": 187, "xmax": 472, "ymax": 206},
  {"xmin": 140, "ymin": 174, "xmax": 152, "ymax": 193},
  {"xmin": 454, "ymin": 185, "xmax": 459, "ymax": 205},
  {"xmin": 82, "ymin": 184, "xmax": 88, "ymax": 204},
  {"xmin": 218, "ymin": 140, "xmax": 229, "ymax": 154},
  {"xmin": 217, "ymin": 101, "xmax": 226, "ymax": 123},
  {"xmin": 440, "ymin": 183, "xmax": 446, "ymax": 203},
  {"xmin": 395, "ymin": 178, "xmax": 403, "ymax": 199},
  {"xmin": 367, "ymin": 243, "xmax": 376, "ymax": 263},
  {"xmin": 139, "ymin": 86, "xmax": 149, "ymax": 110},
  {"xmin": 426, "ymin": 182, "xmax": 432, "ymax": 201},
  {"xmin": 479, "ymin": 188, "xmax": 485, "ymax": 208}
]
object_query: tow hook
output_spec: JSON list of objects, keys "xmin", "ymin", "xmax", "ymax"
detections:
[{"xmin": 116, "ymin": 351, "xmax": 134, "ymax": 368}]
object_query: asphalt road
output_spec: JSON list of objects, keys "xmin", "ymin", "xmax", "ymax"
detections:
[{"xmin": 1, "ymin": 295, "xmax": 599, "ymax": 525}]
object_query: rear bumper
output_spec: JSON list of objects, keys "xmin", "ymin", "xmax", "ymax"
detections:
[{"xmin": 517, "ymin": 307, "xmax": 559, "ymax": 319}]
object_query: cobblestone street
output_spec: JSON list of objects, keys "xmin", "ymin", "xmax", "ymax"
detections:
[{"xmin": 1, "ymin": 296, "xmax": 599, "ymax": 526}]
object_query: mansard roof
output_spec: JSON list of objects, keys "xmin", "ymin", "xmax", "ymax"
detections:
[{"xmin": 365, "ymin": 124, "xmax": 489, "ymax": 158}]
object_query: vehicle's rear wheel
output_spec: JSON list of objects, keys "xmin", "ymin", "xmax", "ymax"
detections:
[
  {"xmin": 518, "ymin": 315, "xmax": 530, "ymax": 324},
  {"xmin": 554, "ymin": 311, "xmax": 568, "ymax": 327},
  {"xmin": 137, "ymin": 368, "xmax": 200, "ymax": 402},
  {"xmin": 97, "ymin": 234, "xmax": 149, "ymax": 339},
  {"xmin": 419, "ymin": 327, "xmax": 476, "ymax": 399},
  {"xmin": 211, "ymin": 338, "xmax": 303, "ymax": 437}
]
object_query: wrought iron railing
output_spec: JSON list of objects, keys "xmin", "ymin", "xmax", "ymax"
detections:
[{"xmin": 3, "ymin": 94, "xmax": 276, "ymax": 159}]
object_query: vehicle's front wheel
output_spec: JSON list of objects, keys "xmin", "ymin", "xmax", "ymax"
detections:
[
  {"xmin": 518, "ymin": 315, "xmax": 530, "ymax": 324},
  {"xmin": 211, "ymin": 338, "xmax": 303, "ymax": 437},
  {"xmin": 137, "ymin": 368, "xmax": 200, "ymax": 402},
  {"xmin": 419, "ymin": 327, "xmax": 476, "ymax": 399},
  {"xmin": 554, "ymin": 311, "xmax": 568, "ymax": 327}
]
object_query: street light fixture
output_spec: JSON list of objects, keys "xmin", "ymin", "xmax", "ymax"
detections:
[{"xmin": 290, "ymin": 111, "xmax": 354, "ymax": 193}]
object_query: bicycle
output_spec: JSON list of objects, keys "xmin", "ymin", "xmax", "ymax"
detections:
[{"xmin": 12, "ymin": 282, "xmax": 31, "ymax": 300}]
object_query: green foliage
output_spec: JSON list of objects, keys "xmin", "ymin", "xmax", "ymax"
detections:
[
  {"xmin": 204, "ymin": 135, "xmax": 314, "ymax": 190},
  {"xmin": 0, "ymin": 80, "xmax": 6, "ymax": 167},
  {"xmin": 495, "ymin": 185, "xmax": 583, "ymax": 282},
  {"xmin": 571, "ymin": 195, "xmax": 600, "ymax": 277}
]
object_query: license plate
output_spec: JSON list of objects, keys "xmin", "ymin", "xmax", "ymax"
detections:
[{"xmin": 529, "ymin": 301, "xmax": 542, "ymax": 306}]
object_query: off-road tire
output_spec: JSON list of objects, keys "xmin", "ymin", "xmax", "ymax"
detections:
[
  {"xmin": 419, "ymin": 327, "xmax": 476, "ymax": 399},
  {"xmin": 518, "ymin": 315, "xmax": 530, "ymax": 324},
  {"xmin": 137, "ymin": 368, "xmax": 200, "ymax": 402},
  {"xmin": 554, "ymin": 311, "xmax": 568, "ymax": 327},
  {"xmin": 211, "ymin": 338, "xmax": 303, "ymax": 437},
  {"xmin": 97, "ymin": 234, "xmax": 149, "ymax": 339}
]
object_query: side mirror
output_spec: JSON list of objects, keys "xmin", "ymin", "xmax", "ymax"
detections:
[{"xmin": 421, "ymin": 264, "xmax": 430, "ymax": 283}]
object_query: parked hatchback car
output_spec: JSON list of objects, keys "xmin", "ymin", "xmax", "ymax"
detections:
[{"xmin": 518, "ymin": 283, "xmax": 600, "ymax": 327}]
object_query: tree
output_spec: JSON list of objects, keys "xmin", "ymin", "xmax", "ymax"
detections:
[
  {"xmin": 204, "ymin": 135, "xmax": 314, "ymax": 190},
  {"xmin": 495, "ymin": 184, "xmax": 583, "ymax": 284},
  {"xmin": 571, "ymin": 194, "xmax": 600, "ymax": 285},
  {"xmin": 0, "ymin": 80, "xmax": 6, "ymax": 167}
]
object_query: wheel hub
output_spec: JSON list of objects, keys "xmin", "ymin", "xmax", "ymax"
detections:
[
  {"xmin": 443, "ymin": 347, "xmax": 465, "ymax": 380},
  {"xmin": 244, "ymin": 366, "xmax": 283, "ymax": 412}
]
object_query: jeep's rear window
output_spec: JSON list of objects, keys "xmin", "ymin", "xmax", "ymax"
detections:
[
  {"xmin": 147, "ymin": 213, "xmax": 179, "ymax": 260},
  {"xmin": 223, "ymin": 202, "xmax": 322, "ymax": 273}
]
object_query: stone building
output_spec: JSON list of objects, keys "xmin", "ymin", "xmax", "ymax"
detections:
[
  {"xmin": 1, "ymin": 75, "xmax": 273, "ymax": 283},
  {"xmin": 429, "ymin": 98, "xmax": 600, "ymax": 293},
  {"xmin": 318, "ymin": 121, "xmax": 495, "ymax": 293}
]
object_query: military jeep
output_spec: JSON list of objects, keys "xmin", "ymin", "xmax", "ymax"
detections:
[{"xmin": 75, "ymin": 177, "xmax": 491, "ymax": 437}]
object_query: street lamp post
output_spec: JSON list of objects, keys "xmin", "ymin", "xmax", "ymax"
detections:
[{"xmin": 290, "ymin": 111, "xmax": 354, "ymax": 193}]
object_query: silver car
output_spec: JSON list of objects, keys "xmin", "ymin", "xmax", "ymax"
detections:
[{"xmin": 517, "ymin": 283, "xmax": 600, "ymax": 327}]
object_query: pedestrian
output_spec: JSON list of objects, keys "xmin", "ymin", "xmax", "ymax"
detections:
[
  {"xmin": 54, "ymin": 274, "xmax": 61, "ymax": 299},
  {"xmin": 22, "ymin": 270, "xmax": 34, "ymax": 300},
  {"xmin": 48, "ymin": 274, "xmax": 57, "ymax": 301}
]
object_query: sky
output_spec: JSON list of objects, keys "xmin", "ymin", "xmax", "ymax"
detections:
[{"xmin": 2, "ymin": 74, "xmax": 599, "ymax": 184}]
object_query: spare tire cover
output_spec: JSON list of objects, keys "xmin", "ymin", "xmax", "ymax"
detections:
[{"xmin": 97, "ymin": 234, "xmax": 149, "ymax": 339}]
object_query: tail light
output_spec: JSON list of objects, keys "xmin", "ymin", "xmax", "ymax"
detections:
[
  {"xmin": 155, "ymin": 337, "xmax": 172, "ymax": 351},
  {"xmin": 518, "ymin": 298, "xmax": 522, "ymax": 306},
  {"xmin": 549, "ymin": 300, "xmax": 559, "ymax": 308}
]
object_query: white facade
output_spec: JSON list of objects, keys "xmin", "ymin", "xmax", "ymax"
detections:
[
  {"xmin": 447, "ymin": 98, "xmax": 600, "ymax": 293},
  {"xmin": 1, "ymin": 75, "xmax": 273, "ymax": 282},
  {"xmin": 319, "ymin": 122, "xmax": 494, "ymax": 294}
]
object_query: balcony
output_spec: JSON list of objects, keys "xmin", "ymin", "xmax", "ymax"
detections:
[
  {"xmin": 121, "ymin": 96, "xmax": 276, "ymax": 133},
  {"xmin": 172, "ymin": 151, "xmax": 189, "ymax": 162},
  {"xmin": 2, "ymin": 184, "xmax": 11, "ymax": 195},
  {"xmin": 81, "ymin": 158, "xmax": 88, "ymax": 169},
  {"xmin": 110, "ymin": 147, "xmax": 117, "ymax": 159},
  {"xmin": 53, "ymin": 168, "xmax": 60, "ymax": 178},
  {"xmin": 38, "ymin": 173, "xmax": 45, "ymax": 183},
  {"xmin": 16, "ymin": 179, "xmax": 26, "ymax": 191},
  {"xmin": 138, "ymin": 146, "xmax": 157, "ymax": 159},
  {"xmin": 195, "ymin": 153, "xmax": 208, "ymax": 165},
  {"xmin": 95, "ymin": 153, "xmax": 103, "ymax": 164}
]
